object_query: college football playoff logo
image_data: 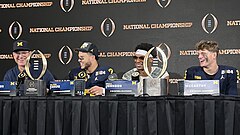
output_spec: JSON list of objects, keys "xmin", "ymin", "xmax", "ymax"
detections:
[
  {"xmin": 101, "ymin": 18, "xmax": 116, "ymax": 38},
  {"xmin": 8, "ymin": 21, "xmax": 22, "ymax": 40},
  {"xmin": 58, "ymin": 45, "xmax": 73, "ymax": 65},
  {"xmin": 28, "ymin": 81, "xmax": 35, "ymax": 87},
  {"xmin": 156, "ymin": 0, "xmax": 171, "ymax": 8},
  {"xmin": 78, "ymin": 71, "xmax": 87, "ymax": 79},
  {"xmin": 201, "ymin": 13, "xmax": 218, "ymax": 34},
  {"xmin": 60, "ymin": 0, "xmax": 74, "ymax": 13}
]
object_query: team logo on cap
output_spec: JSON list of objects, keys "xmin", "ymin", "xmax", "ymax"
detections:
[
  {"xmin": 60, "ymin": 0, "xmax": 74, "ymax": 12},
  {"xmin": 8, "ymin": 21, "xmax": 23, "ymax": 40},
  {"xmin": 17, "ymin": 41, "xmax": 23, "ymax": 47},
  {"xmin": 156, "ymin": 0, "xmax": 171, "ymax": 8},
  {"xmin": 58, "ymin": 45, "xmax": 73, "ymax": 65},
  {"xmin": 101, "ymin": 18, "xmax": 115, "ymax": 38},
  {"xmin": 201, "ymin": 13, "xmax": 218, "ymax": 34},
  {"xmin": 80, "ymin": 42, "xmax": 89, "ymax": 48}
]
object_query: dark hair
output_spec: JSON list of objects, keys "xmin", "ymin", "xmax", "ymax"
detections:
[{"xmin": 134, "ymin": 43, "xmax": 156, "ymax": 57}]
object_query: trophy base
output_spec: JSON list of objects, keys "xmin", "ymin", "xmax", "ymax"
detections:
[
  {"xmin": 24, "ymin": 80, "xmax": 46, "ymax": 96},
  {"xmin": 142, "ymin": 78, "xmax": 168, "ymax": 96}
]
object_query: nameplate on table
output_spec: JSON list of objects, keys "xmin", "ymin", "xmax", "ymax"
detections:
[
  {"xmin": 184, "ymin": 80, "xmax": 220, "ymax": 96},
  {"xmin": 105, "ymin": 80, "xmax": 138, "ymax": 96},
  {"xmin": 0, "ymin": 81, "xmax": 16, "ymax": 93},
  {"xmin": 50, "ymin": 80, "xmax": 75, "ymax": 96}
]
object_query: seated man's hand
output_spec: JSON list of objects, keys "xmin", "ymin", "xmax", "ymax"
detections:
[{"xmin": 89, "ymin": 86, "xmax": 103, "ymax": 96}]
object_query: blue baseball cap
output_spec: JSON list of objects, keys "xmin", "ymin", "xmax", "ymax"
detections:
[
  {"xmin": 13, "ymin": 40, "xmax": 31, "ymax": 52},
  {"xmin": 74, "ymin": 42, "xmax": 99, "ymax": 60}
]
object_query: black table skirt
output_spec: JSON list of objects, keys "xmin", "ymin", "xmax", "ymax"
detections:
[{"xmin": 0, "ymin": 96, "xmax": 240, "ymax": 135}]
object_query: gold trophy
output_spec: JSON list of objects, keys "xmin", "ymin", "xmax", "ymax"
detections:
[
  {"xmin": 142, "ymin": 46, "xmax": 168, "ymax": 96},
  {"xmin": 24, "ymin": 50, "xmax": 47, "ymax": 96}
]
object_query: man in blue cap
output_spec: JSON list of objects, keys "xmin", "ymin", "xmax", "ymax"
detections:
[
  {"xmin": 69, "ymin": 42, "xmax": 114, "ymax": 96},
  {"xmin": 3, "ymin": 40, "xmax": 55, "ymax": 92}
]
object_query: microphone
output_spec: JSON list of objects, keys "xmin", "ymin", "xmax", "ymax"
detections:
[
  {"xmin": 131, "ymin": 71, "xmax": 139, "ymax": 82},
  {"xmin": 108, "ymin": 73, "xmax": 118, "ymax": 81},
  {"xmin": 74, "ymin": 70, "xmax": 87, "ymax": 95},
  {"xmin": 77, "ymin": 70, "xmax": 87, "ymax": 79},
  {"xmin": 16, "ymin": 71, "xmax": 27, "ymax": 90}
]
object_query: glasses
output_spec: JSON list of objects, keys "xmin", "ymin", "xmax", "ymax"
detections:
[
  {"xmin": 133, "ymin": 56, "xmax": 145, "ymax": 60},
  {"xmin": 13, "ymin": 51, "xmax": 30, "ymax": 56}
]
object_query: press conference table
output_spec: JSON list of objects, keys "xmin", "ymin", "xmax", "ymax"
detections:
[{"xmin": 0, "ymin": 96, "xmax": 240, "ymax": 135}]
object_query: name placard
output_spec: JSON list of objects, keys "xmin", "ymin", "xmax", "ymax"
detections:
[
  {"xmin": 105, "ymin": 80, "xmax": 138, "ymax": 96},
  {"xmin": 184, "ymin": 80, "xmax": 220, "ymax": 96}
]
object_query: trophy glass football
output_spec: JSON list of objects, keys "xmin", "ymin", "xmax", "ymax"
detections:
[
  {"xmin": 142, "ymin": 46, "xmax": 168, "ymax": 96},
  {"xmin": 24, "ymin": 50, "xmax": 47, "ymax": 96}
]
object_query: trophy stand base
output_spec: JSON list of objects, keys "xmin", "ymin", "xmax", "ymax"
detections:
[
  {"xmin": 24, "ymin": 80, "xmax": 47, "ymax": 96},
  {"xmin": 143, "ymin": 78, "xmax": 168, "ymax": 96}
]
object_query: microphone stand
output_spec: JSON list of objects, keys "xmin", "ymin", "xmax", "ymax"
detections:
[{"xmin": 16, "ymin": 72, "xmax": 26, "ymax": 96}]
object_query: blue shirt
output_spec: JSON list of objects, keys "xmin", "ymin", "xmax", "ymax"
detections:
[
  {"xmin": 69, "ymin": 66, "xmax": 114, "ymax": 89},
  {"xmin": 184, "ymin": 65, "xmax": 239, "ymax": 95},
  {"xmin": 3, "ymin": 65, "xmax": 55, "ymax": 90}
]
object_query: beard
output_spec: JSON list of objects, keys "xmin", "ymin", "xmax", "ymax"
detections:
[{"xmin": 81, "ymin": 61, "xmax": 91, "ymax": 70}]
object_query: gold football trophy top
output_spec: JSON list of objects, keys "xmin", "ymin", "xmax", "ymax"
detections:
[
  {"xmin": 25, "ymin": 50, "xmax": 47, "ymax": 80},
  {"xmin": 143, "ymin": 46, "xmax": 168, "ymax": 78}
]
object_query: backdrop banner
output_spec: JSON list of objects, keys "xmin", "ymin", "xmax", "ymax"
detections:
[{"xmin": 0, "ymin": 0, "xmax": 240, "ymax": 94}]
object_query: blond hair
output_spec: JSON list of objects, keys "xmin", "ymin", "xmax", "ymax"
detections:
[{"xmin": 195, "ymin": 40, "xmax": 219, "ymax": 54}]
